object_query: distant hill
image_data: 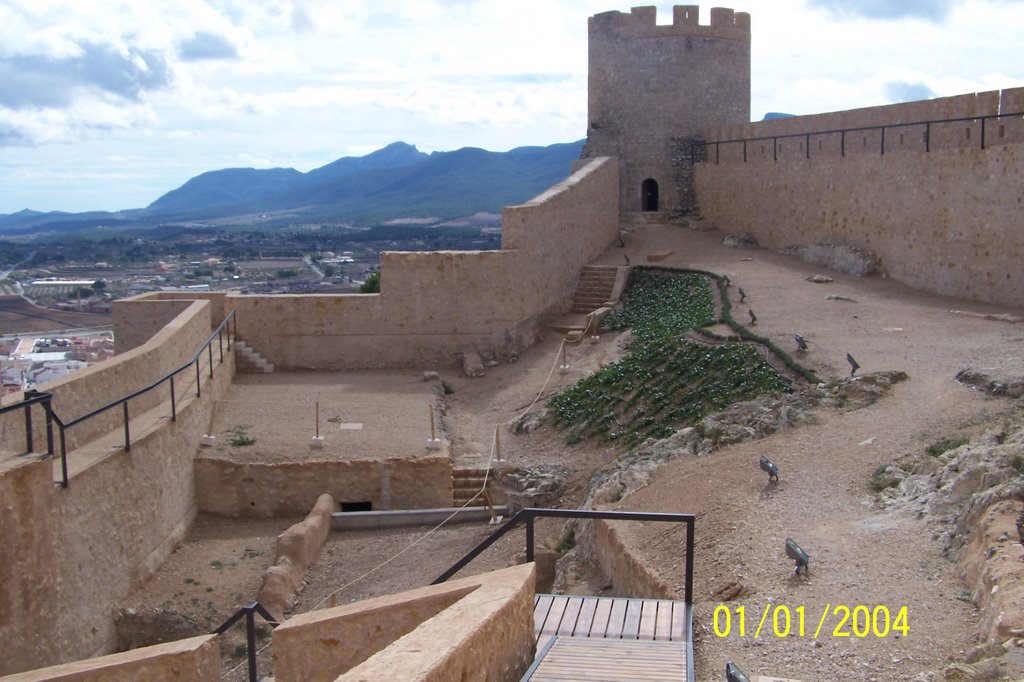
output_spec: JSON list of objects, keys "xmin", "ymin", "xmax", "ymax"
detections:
[
  {"xmin": 0, "ymin": 140, "xmax": 585, "ymax": 237},
  {"xmin": 762, "ymin": 112, "xmax": 795, "ymax": 121}
]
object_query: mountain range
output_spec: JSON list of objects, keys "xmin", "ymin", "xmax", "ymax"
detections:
[{"xmin": 0, "ymin": 140, "xmax": 585, "ymax": 237}]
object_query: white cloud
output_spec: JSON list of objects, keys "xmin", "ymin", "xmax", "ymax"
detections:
[{"xmin": 1, "ymin": 0, "xmax": 1023, "ymax": 212}]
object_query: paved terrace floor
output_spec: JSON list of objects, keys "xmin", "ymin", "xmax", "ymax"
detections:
[{"xmin": 208, "ymin": 370, "xmax": 441, "ymax": 463}]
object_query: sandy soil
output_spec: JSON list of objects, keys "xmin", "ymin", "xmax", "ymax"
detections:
[{"xmin": 121, "ymin": 222, "xmax": 1024, "ymax": 681}]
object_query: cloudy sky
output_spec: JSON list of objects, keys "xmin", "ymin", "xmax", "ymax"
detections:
[{"xmin": 1, "ymin": 0, "xmax": 1022, "ymax": 214}]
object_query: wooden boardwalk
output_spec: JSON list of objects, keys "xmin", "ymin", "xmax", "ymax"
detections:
[{"xmin": 523, "ymin": 595, "xmax": 691, "ymax": 682}]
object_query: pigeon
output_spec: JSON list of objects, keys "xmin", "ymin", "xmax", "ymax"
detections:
[
  {"xmin": 624, "ymin": 254, "xmax": 631, "ymax": 266},
  {"xmin": 759, "ymin": 455, "xmax": 779, "ymax": 482},
  {"xmin": 738, "ymin": 287, "xmax": 746, "ymax": 303},
  {"xmin": 726, "ymin": 661, "xmax": 751, "ymax": 682},
  {"xmin": 795, "ymin": 334, "xmax": 808, "ymax": 353},
  {"xmin": 748, "ymin": 309, "xmax": 757, "ymax": 326},
  {"xmin": 723, "ymin": 275, "xmax": 731, "ymax": 287},
  {"xmin": 617, "ymin": 235, "xmax": 626, "ymax": 247},
  {"xmin": 785, "ymin": 537, "xmax": 809, "ymax": 575},
  {"xmin": 847, "ymin": 352, "xmax": 860, "ymax": 377}
]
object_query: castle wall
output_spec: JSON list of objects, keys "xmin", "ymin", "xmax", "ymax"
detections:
[
  {"xmin": 228, "ymin": 156, "xmax": 619, "ymax": 369},
  {"xmin": 194, "ymin": 453, "xmax": 452, "ymax": 517},
  {"xmin": 0, "ymin": 301, "xmax": 235, "ymax": 675},
  {"xmin": 584, "ymin": 6, "xmax": 750, "ymax": 214},
  {"xmin": 694, "ymin": 88, "xmax": 1024, "ymax": 305}
]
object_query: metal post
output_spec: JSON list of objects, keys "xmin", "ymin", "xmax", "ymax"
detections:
[
  {"xmin": 245, "ymin": 608, "xmax": 258, "ymax": 682},
  {"xmin": 218, "ymin": 329, "xmax": 224, "ymax": 362},
  {"xmin": 123, "ymin": 402, "xmax": 131, "ymax": 452},
  {"xmin": 170, "ymin": 375, "xmax": 177, "ymax": 421},
  {"xmin": 925, "ymin": 122, "xmax": 930, "ymax": 152},
  {"xmin": 685, "ymin": 518, "xmax": 695, "ymax": 605},
  {"xmin": 880, "ymin": 127, "xmax": 886, "ymax": 155},
  {"xmin": 773, "ymin": 137, "xmax": 777, "ymax": 162},
  {"xmin": 59, "ymin": 427, "xmax": 68, "ymax": 488},
  {"xmin": 195, "ymin": 359, "xmax": 201, "ymax": 399},
  {"xmin": 23, "ymin": 401, "xmax": 33, "ymax": 453},
  {"xmin": 841, "ymin": 130, "xmax": 845, "ymax": 157},
  {"xmin": 208, "ymin": 343, "xmax": 214, "ymax": 379},
  {"xmin": 981, "ymin": 117, "xmax": 986, "ymax": 150},
  {"xmin": 43, "ymin": 399, "xmax": 54, "ymax": 456},
  {"xmin": 525, "ymin": 514, "xmax": 535, "ymax": 563},
  {"xmin": 742, "ymin": 140, "xmax": 747, "ymax": 163}
]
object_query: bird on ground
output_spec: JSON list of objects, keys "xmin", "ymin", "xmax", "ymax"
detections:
[
  {"xmin": 723, "ymin": 275, "xmax": 731, "ymax": 287},
  {"xmin": 847, "ymin": 352, "xmax": 860, "ymax": 377},
  {"xmin": 726, "ymin": 661, "xmax": 751, "ymax": 682},
  {"xmin": 795, "ymin": 334, "xmax": 808, "ymax": 353},
  {"xmin": 785, "ymin": 537, "xmax": 809, "ymax": 575},
  {"xmin": 759, "ymin": 455, "xmax": 779, "ymax": 482},
  {"xmin": 617, "ymin": 235, "xmax": 626, "ymax": 247},
  {"xmin": 623, "ymin": 254, "xmax": 631, "ymax": 266},
  {"xmin": 738, "ymin": 287, "xmax": 746, "ymax": 303},
  {"xmin": 748, "ymin": 309, "xmax": 757, "ymax": 326}
]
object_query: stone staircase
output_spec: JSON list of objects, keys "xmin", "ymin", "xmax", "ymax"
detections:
[
  {"xmin": 235, "ymin": 341, "xmax": 275, "ymax": 373},
  {"xmin": 452, "ymin": 467, "xmax": 492, "ymax": 507},
  {"xmin": 570, "ymin": 265, "xmax": 619, "ymax": 314}
]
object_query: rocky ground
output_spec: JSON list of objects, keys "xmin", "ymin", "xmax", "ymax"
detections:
[{"xmin": 120, "ymin": 224, "xmax": 1024, "ymax": 681}]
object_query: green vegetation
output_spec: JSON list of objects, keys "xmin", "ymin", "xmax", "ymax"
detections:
[
  {"xmin": 870, "ymin": 464, "xmax": 900, "ymax": 492},
  {"xmin": 926, "ymin": 434, "xmax": 969, "ymax": 457},
  {"xmin": 555, "ymin": 528, "xmax": 576, "ymax": 553},
  {"xmin": 359, "ymin": 271, "xmax": 381, "ymax": 293},
  {"xmin": 549, "ymin": 269, "xmax": 791, "ymax": 445},
  {"xmin": 226, "ymin": 424, "xmax": 257, "ymax": 447}
]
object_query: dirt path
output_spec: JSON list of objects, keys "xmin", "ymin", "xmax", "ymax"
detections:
[{"xmin": 598, "ymin": 226, "xmax": 1024, "ymax": 680}]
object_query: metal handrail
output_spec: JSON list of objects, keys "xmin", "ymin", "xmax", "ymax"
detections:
[
  {"xmin": 214, "ymin": 602, "xmax": 279, "ymax": 682},
  {"xmin": 0, "ymin": 390, "xmax": 55, "ymax": 456},
  {"xmin": 433, "ymin": 507, "xmax": 696, "ymax": 605},
  {"xmin": 694, "ymin": 108, "xmax": 1024, "ymax": 162},
  {"xmin": 4, "ymin": 309, "xmax": 235, "ymax": 487}
]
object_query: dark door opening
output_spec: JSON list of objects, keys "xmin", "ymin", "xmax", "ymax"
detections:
[
  {"xmin": 341, "ymin": 501, "xmax": 373, "ymax": 512},
  {"xmin": 641, "ymin": 178, "xmax": 659, "ymax": 212}
]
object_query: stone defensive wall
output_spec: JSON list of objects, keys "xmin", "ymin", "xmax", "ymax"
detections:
[
  {"xmin": 694, "ymin": 87, "xmax": 1024, "ymax": 306},
  {"xmin": 220, "ymin": 156, "xmax": 618, "ymax": 369},
  {"xmin": 0, "ymin": 299, "xmax": 235, "ymax": 675}
]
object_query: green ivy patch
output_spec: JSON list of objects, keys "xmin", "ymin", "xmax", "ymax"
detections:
[{"xmin": 549, "ymin": 269, "xmax": 791, "ymax": 445}]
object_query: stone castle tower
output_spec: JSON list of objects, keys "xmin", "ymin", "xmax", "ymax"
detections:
[{"xmin": 582, "ymin": 5, "xmax": 751, "ymax": 216}]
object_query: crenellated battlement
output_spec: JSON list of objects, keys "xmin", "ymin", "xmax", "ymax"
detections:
[{"xmin": 590, "ymin": 5, "xmax": 751, "ymax": 42}]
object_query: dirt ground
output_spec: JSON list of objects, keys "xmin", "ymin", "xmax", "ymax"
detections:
[{"xmin": 122, "ymin": 223, "xmax": 1024, "ymax": 681}]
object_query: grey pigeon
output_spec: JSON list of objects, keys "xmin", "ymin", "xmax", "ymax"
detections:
[
  {"xmin": 738, "ymin": 287, "xmax": 746, "ymax": 303},
  {"xmin": 748, "ymin": 309, "xmax": 757, "ymax": 326},
  {"xmin": 847, "ymin": 352, "xmax": 860, "ymax": 377},
  {"xmin": 726, "ymin": 661, "xmax": 751, "ymax": 682},
  {"xmin": 624, "ymin": 254, "xmax": 631, "ymax": 266},
  {"xmin": 785, "ymin": 537, "xmax": 809, "ymax": 575},
  {"xmin": 795, "ymin": 334, "xmax": 808, "ymax": 353},
  {"xmin": 759, "ymin": 455, "xmax": 779, "ymax": 482}
]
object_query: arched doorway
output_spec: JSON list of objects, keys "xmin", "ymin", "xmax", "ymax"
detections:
[{"xmin": 641, "ymin": 178, "xmax": 659, "ymax": 212}]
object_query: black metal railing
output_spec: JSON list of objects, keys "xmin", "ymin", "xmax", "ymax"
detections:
[
  {"xmin": 214, "ymin": 602, "xmax": 279, "ymax": 682},
  {"xmin": 0, "ymin": 389, "xmax": 55, "ymax": 456},
  {"xmin": 693, "ymin": 109, "xmax": 1024, "ymax": 163},
  {"xmin": 3, "ymin": 310, "xmax": 235, "ymax": 487},
  {"xmin": 433, "ymin": 507, "xmax": 696, "ymax": 603}
]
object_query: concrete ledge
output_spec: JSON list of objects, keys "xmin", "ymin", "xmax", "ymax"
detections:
[
  {"xmin": 331, "ymin": 506, "xmax": 508, "ymax": 531},
  {"xmin": 0, "ymin": 635, "xmax": 220, "ymax": 681},
  {"xmin": 273, "ymin": 563, "xmax": 535, "ymax": 682}
]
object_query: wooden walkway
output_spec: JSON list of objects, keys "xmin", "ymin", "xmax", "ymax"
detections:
[{"xmin": 523, "ymin": 595, "xmax": 691, "ymax": 682}]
